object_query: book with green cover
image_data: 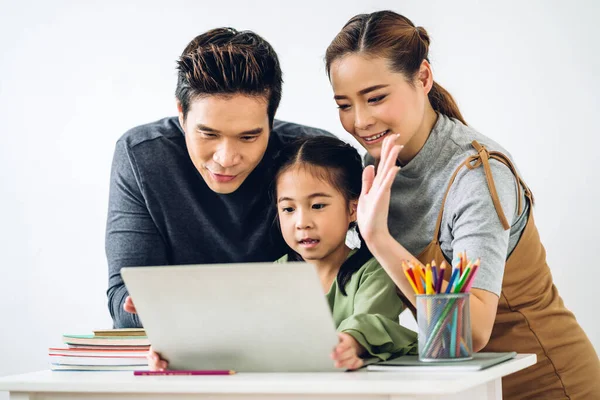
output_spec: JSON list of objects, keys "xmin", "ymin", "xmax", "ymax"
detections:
[
  {"xmin": 62, "ymin": 334, "xmax": 150, "ymax": 347},
  {"xmin": 93, "ymin": 328, "xmax": 146, "ymax": 337}
]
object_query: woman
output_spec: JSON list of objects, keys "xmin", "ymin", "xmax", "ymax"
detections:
[{"xmin": 325, "ymin": 10, "xmax": 599, "ymax": 399}]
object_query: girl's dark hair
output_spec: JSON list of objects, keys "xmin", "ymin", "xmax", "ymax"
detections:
[
  {"xmin": 273, "ymin": 136, "xmax": 373, "ymax": 295},
  {"xmin": 325, "ymin": 10, "xmax": 466, "ymax": 125}
]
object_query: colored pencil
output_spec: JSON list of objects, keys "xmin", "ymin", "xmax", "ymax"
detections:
[
  {"xmin": 134, "ymin": 370, "xmax": 236, "ymax": 376},
  {"xmin": 453, "ymin": 264, "xmax": 472, "ymax": 293},
  {"xmin": 461, "ymin": 262, "xmax": 480, "ymax": 293},
  {"xmin": 445, "ymin": 268, "xmax": 460, "ymax": 294},
  {"xmin": 436, "ymin": 261, "xmax": 447, "ymax": 293},
  {"xmin": 402, "ymin": 263, "xmax": 419, "ymax": 294},
  {"xmin": 456, "ymin": 297, "xmax": 464, "ymax": 356},
  {"xmin": 413, "ymin": 264, "xmax": 425, "ymax": 294},
  {"xmin": 425, "ymin": 265, "xmax": 434, "ymax": 295},
  {"xmin": 404, "ymin": 258, "xmax": 480, "ymax": 296},
  {"xmin": 450, "ymin": 307, "xmax": 458, "ymax": 357}
]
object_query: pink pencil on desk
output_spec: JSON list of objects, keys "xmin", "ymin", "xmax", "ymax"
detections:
[{"xmin": 134, "ymin": 370, "xmax": 236, "ymax": 376}]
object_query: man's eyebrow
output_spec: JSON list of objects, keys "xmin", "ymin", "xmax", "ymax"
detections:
[
  {"xmin": 333, "ymin": 84, "xmax": 390, "ymax": 100},
  {"xmin": 195, "ymin": 124, "xmax": 263, "ymax": 136},
  {"xmin": 277, "ymin": 192, "xmax": 333, "ymax": 203},
  {"xmin": 195, "ymin": 124, "xmax": 219, "ymax": 132},
  {"xmin": 238, "ymin": 127, "xmax": 263, "ymax": 136}
]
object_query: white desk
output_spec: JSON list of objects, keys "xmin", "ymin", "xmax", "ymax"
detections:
[{"xmin": 0, "ymin": 354, "xmax": 535, "ymax": 400}]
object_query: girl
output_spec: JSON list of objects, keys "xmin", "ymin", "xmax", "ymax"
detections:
[
  {"xmin": 325, "ymin": 10, "xmax": 599, "ymax": 398},
  {"xmin": 148, "ymin": 135, "xmax": 417, "ymax": 371},
  {"xmin": 273, "ymin": 135, "xmax": 417, "ymax": 370}
]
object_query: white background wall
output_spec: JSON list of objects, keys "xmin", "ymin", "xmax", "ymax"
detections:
[{"xmin": 1, "ymin": 0, "xmax": 598, "ymax": 392}]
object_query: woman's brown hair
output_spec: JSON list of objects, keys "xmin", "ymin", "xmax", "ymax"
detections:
[{"xmin": 325, "ymin": 10, "xmax": 466, "ymax": 125}]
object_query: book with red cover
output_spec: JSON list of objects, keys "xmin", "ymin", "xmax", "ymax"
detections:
[{"xmin": 49, "ymin": 347, "xmax": 148, "ymax": 357}]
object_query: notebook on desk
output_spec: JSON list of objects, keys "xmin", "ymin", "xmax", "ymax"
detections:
[
  {"xmin": 121, "ymin": 262, "xmax": 340, "ymax": 373},
  {"xmin": 367, "ymin": 352, "xmax": 517, "ymax": 372}
]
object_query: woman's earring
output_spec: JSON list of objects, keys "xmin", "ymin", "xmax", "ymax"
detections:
[{"xmin": 345, "ymin": 222, "xmax": 361, "ymax": 250}]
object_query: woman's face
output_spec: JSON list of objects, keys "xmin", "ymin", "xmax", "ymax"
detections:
[{"xmin": 329, "ymin": 54, "xmax": 429, "ymax": 160}]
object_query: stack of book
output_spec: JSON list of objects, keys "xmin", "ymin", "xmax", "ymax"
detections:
[{"xmin": 49, "ymin": 328, "xmax": 150, "ymax": 371}]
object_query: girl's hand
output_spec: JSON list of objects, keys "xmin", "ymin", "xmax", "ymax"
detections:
[
  {"xmin": 357, "ymin": 134, "xmax": 403, "ymax": 242},
  {"xmin": 331, "ymin": 332, "xmax": 365, "ymax": 370},
  {"xmin": 147, "ymin": 346, "xmax": 168, "ymax": 371}
]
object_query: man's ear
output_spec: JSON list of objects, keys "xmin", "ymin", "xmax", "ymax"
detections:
[{"xmin": 176, "ymin": 100, "xmax": 185, "ymax": 128}]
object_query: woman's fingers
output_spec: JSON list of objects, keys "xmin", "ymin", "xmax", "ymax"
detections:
[
  {"xmin": 374, "ymin": 135, "xmax": 401, "ymax": 189},
  {"xmin": 377, "ymin": 134, "xmax": 401, "ymax": 176},
  {"xmin": 364, "ymin": 135, "xmax": 402, "ymax": 201},
  {"xmin": 380, "ymin": 141, "xmax": 402, "ymax": 177},
  {"xmin": 389, "ymin": 142, "xmax": 403, "ymax": 165},
  {"xmin": 360, "ymin": 165, "xmax": 375, "ymax": 198},
  {"xmin": 376, "ymin": 166, "xmax": 401, "ymax": 199},
  {"xmin": 377, "ymin": 133, "xmax": 398, "ymax": 174}
]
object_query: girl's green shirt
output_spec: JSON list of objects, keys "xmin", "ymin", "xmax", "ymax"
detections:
[{"xmin": 276, "ymin": 251, "xmax": 417, "ymax": 360}]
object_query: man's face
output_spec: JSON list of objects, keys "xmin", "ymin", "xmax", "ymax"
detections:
[{"xmin": 178, "ymin": 94, "xmax": 270, "ymax": 194}]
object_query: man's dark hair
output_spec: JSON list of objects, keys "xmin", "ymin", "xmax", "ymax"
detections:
[{"xmin": 175, "ymin": 27, "xmax": 283, "ymax": 126}]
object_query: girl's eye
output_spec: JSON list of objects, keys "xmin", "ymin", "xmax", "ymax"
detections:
[
  {"xmin": 368, "ymin": 95, "xmax": 387, "ymax": 104},
  {"xmin": 281, "ymin": 207, "xmax": 294, "ymax": 213},
  {"xmin": 312, "ymin": 204, "xmax": 327, "ymax": 210},
  {"xmin": 336, "ymin": 104, "xmax": 350, "ymax": 111}
]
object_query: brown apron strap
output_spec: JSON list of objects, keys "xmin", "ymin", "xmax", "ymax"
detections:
[
  {"xmin": 487, "ymin": 149, "xmax": 535, "ymax": 207},
  {"xmin": 470, "ymin": 141, "xmax": 510, "ymax": 230},
  {"xmin": 432, "ymin": 158, "xmax": 472, "ymax": 243},
  {"xmin": 432, "ymin": 140, "xmax": 534, "ymax": 243}
]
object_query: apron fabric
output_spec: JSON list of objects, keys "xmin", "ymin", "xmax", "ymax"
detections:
[{"xmin": 415, "ymin": 140, "xmax": 600, "ymax": 399}]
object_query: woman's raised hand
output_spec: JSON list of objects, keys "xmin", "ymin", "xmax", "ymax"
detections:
[{"xmin": 357, "ymin": 134, "xmax": 403, "ymax": 242}]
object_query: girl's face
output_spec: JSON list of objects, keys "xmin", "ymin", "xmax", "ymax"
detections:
[
  {"xmin": 329, "ymin": 54, "xmax": 430, "ymax": 160},
  {"xmin": 276, "ymin": 165, "xmax": 356, "ymax": 263}
]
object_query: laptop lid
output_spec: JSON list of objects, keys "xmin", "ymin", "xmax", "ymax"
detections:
[{"xmin": 121, "ymin": 262, "xmax": 340, "ymax": 372}]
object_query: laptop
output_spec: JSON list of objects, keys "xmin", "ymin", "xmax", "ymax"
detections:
[{"xmin": 121, "ymin": 262, "xmax": 340, "ymax": 372}]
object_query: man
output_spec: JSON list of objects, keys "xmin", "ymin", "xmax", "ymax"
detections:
[{"xmin": 106, "ymin": 27, "xmax": 330, "ymax": 328}]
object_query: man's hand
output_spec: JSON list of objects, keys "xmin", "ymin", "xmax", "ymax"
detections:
[
  {"xmin": 330, "ymin": 332, "xmax": 365, "ymax": 370},
  {"xmin": 123, "ymin": 296, "xmax": 137, "ymax": 314},
  {"xmin": 147, "ymin": 346, "xmax": 168, "ymax": 371}
]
